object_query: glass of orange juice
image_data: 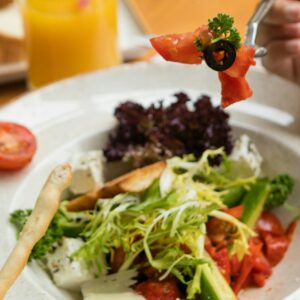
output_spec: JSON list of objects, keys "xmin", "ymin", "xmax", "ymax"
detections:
[{"xmin": 20, "ymin": 0, "xmax": 121, "ymax": 89}]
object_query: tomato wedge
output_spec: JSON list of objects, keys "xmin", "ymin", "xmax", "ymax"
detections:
[
  {"xmin": 150, "ymin": 26, "xmax": 211, "ymax": 65},
  {"xmin": 150, "ymin": 32, "xmax": 203, "ymax": 65},
  {"xmin": 223, "ymin": 45, "xmax": 256, "ymax": 78},
  {"xmin": 219, "ymin": 72, "xmax": 253, "ymax": 108},
  {"xmin": 0, "ymin": 122, "xmax": 37, "ymax": 171}
]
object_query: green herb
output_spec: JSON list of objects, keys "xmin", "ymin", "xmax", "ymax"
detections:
[
  {"xmin": 264, "ymin": 174, "xmax": 294, "ymax": 210},
  {"xmin": 194, "ymin": 37, "xmax": 205, "ymax": 54},
  {"xmin": 10, "ymin": 210, "xmax": 64, "ymax": 261},
  {"xmin": 208, "ymin": 13, "xmax": 241, "ymax": 49}
]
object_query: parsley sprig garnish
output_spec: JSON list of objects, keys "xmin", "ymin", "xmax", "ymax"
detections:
[
  {"xmin": 208, "ymin": 14, "xmax": 241, "ymax": 49},
  {"xmin": 194, "ymin": 37, "xmax": 205, "ymax": 55}
]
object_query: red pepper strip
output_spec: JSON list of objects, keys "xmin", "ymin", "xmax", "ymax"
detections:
[
  {"xmin": 233, "ymin": 237, "xmax": 270, "ymax": 292},
  {"xmin": 256, "ymin": 211, "xmax": 285, "ymax": 236},
  {"xmin": 213, "ymin": 248, "xmax": 231, "ymax": 283},
  {"xmin": 231, "ymin": 255, "xmax": 241, "ymax": 277},
  {"xmin": 222, "ymin": 205, "xmax": 244, "ymax": 219},
  {"xmin": 233, "ymin": 254, "xmax": 254, "ymax": 293},
  {"xmin": 205, "ymin": 236, "xmax": 217, "ymax": 257},
  {"xmin": 248, "ymin": 237, "xmax": 272, "ymax": 276}
]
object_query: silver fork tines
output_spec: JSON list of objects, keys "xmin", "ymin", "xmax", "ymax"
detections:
[{"xmin": 245, "ymin": 0, "xmax": 275, "ymax": 58}]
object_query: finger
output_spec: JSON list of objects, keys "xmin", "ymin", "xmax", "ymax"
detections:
[
  {"xmin": 262, "ymin": 39, "xmax": 300, "ymax": 82},
  {"xmin": 257, "ymin": 23, "xmax": 300, "ymax": 46},
  {"xmin": 266, "ymin": 38, "xmax": 300, "ymax": 59},
  {"xmin": 263, "ymin": 0, "xmax": 300, "ymax": 25}
]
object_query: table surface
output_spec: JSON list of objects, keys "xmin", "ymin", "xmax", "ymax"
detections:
[{"xmin": 0, "ymin": 0, "xmax": 259, "ymax": 108}]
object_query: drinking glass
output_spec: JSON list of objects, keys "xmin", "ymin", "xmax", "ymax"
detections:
[{"xmin": 20, "ymin": 0, "xmax": 121, "ymax": 88}]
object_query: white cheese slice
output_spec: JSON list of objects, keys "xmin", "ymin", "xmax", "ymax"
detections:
[
  {"xmin": 230, "ymin": 134, "xmax": 263, "ymax": 177},
  {"xmin": 46, "ymin": 238, "xmax": 95, "ymax": 291},
  {"xmin": 69, "ymin": 151, "xmax": 105, "ymax": 195}
]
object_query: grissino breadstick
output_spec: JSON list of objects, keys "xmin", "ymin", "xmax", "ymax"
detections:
[{"xmin": 0, "ymin": 164, "xmax": 72, "ymax": 300}]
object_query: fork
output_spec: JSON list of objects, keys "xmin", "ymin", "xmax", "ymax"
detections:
[{"xmin": 245, "ymin": 0, "xmax": 276, "ymax": 58}]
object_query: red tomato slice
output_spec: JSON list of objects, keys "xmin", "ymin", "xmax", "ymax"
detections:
[
  {"xmin": 256, "ymin": 212, "xmax": 285, "ymax": 236},
  {"xmin": 0, "ymin": 122, "xmax": 37, "ymax": 171},
  {"xmin": 223, "ymin": 45, "xmax": 256, "ymax": 78},
  {"xmin": 219, "ymin": 72, "xmax": 253, "ymax": 107}
]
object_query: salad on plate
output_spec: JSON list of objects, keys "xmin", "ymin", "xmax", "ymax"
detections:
[{"xmin": 0, "ymin": 93, "xmax": 297, "ymax": 300}]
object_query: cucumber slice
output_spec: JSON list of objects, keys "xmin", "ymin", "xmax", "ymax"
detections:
[
  {"xmin": 221, "ymin": 186, "xmax": 246, "ymax": 207},
  {"xmin": 201, "ymin": 254, "xmax": 237, "ymax": 300},
  {"xmin": 241, "ymin": 181, "xmax": 270, "ymax": 229}
]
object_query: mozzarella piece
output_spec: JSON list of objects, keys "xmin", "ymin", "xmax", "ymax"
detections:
[
  {"xmin": 46, "ymin": 238, "xmax": 95, "ymax": 291},
  {"xmin": 230, "ymin": 134, "xmax": 263, "ymax": 177},
  {"xmin": 82, "ymin": 270, "xmax": 145, "ymax": 300},
  {"xmin": 69, "ymin": 151, "xmax": 105, "ymax": 195}
]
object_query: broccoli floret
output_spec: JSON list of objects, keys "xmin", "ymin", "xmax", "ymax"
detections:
[
  {"xmin": 264, "ymin": 174, "xmax": 294, "ymax": 210},
  {"xmin": 10, "ymin": 209, "xmax": 64, "ymax": 261}
]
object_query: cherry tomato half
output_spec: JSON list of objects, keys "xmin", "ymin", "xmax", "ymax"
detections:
[
  {"xmin": 0, "ymin": 122, "xmax": 37, "ymax": 171},
  {"xmin": 256, "ymin": 212, "xmax": 285, "ymax": 236}
]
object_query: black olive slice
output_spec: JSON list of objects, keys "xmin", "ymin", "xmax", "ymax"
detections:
[{"xmin": 203, "ymin": 40, "xmax": 236, "ymax": 71}]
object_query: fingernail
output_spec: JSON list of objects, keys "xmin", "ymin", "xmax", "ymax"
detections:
[{"xmin": 284, "ymin": 4, "xmax": 300, "ymax": 22}]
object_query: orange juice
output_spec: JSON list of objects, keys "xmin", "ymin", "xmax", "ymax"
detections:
[{"xmin": 21, "ymin": 0, "xmax": 121, "ymax": 88}]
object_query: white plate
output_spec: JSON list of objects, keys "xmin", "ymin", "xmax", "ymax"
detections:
[{"xmin": 1, "ymin": 62, "xmax": 300, "ymax": 300}]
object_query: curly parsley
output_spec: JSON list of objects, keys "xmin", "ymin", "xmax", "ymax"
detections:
[
  {"xmin": 208, "ymin": 13, "xmax": 241, "ymax": 49},
  {"xmin": 10, "ymin": 209, "xmax": 64, "ymax": 261}
]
